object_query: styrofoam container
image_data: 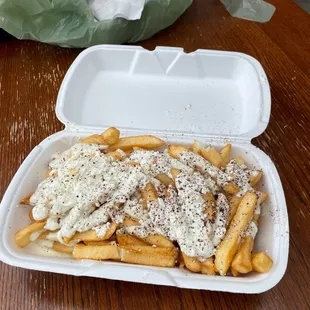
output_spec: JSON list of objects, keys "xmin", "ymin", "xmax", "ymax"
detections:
[{"xmin": 0, "ymin": 45, "xmax": 288, "ymax": 293}]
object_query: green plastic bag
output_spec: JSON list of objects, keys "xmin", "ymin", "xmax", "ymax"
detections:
[{"xmin": 0, "ymin": 0, "xmax": 192, "ymax": 47}]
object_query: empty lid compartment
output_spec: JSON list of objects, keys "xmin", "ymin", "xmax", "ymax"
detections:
[{"xmin": 56, "ymin": 45, "xmax": 271, "ymax": 139}]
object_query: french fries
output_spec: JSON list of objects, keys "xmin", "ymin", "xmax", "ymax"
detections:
[
  {"xmin": 231, "ymin": 236, "xmax": 254, "ymax": 273},
  {"xmin": 215, "ymin": 192, "xmax": 258, "ymax": 275},
  {"xmin": 109, "ymin": 135, "xmax": 165, "ymax": 151},
  {"xmin": 201, "ymin": 147, "xmax": 222, "ymax": 168},
  {"xmin": 81, "ymin": 134, "xmax": 106, "ymax": 144},
  {"xmin": 119, "ymin": 245, "xmax": 178, "ymax": 267},
  {"xmin": 155, "ymin": 174, "xmax": 175, "ymax": 187},
  {"xmin": 251, "ymin": 252, "xmax": 273, "ymax": 273},
  {"xmin": 72, "ymin": 223, "xmax": 117, "ymax": 242},
  {"xmin": 102, "ymin": 127, "xmax": 120, "ymax": 145},
  {"xmin": 182, "ymin": 253, "xmax": 201, "ymax": 272},
  {"xmin": 73, "ymin": 244, "xmax": 120, "ymax": 260},
  {"xmin": 20, "ymin": 193, "xmax": 33, "ymax": 205},
  {"xmin": 201, "ymin": 257, "xmax": 215, "ymax": 275},
  {"xmin": 142, "ymin": 235, "xmax": 175, "ymax": 248},
  {"xmin": 117, "ymin": 234, "xmax": 148, "ymax": 247},
  {"xmin": 220, "ymin": 144, "xmax": 231, "ymax": 167},
  {"xmin": 15, "ymin": 221, "xmax": 46, "ymax": 248},
  {"xmin": 53, "ymin": 242, "xmax": 73, "ymax": 254},
  {"xmin": 15, "ymin": 128, "xmax": 272, "ymax": 277}
]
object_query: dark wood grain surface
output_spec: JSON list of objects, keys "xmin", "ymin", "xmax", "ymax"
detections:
[{"xmin": 1, "ymin": 0, "xmax": 310, "ymax": 309}]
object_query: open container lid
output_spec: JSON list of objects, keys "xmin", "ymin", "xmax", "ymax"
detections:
[{"xmin": 56, "ymin": 45, "xmax": 271, "ymax": 140}]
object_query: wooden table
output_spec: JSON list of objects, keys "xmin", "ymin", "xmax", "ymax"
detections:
[{"xmin": 0, "ymin": 0, "xmax": 309, "ymax": 309}]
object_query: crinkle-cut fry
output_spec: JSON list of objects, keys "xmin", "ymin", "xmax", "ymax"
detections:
[
  {"xmin": 231, "ymin": 267, "xmax": 239, "ymax": 277},
  {"xmin": 72, "ymin": 223, "xmax": 117, "ymax": 242},
  {"xmin": 227, "ymin": 195, "xmax": 243, "ymax": 225},
  {"xmin": 106, "ymin": 150, "xmax": 125, "ymax": 161},
  {"xmin": 83, "ymin": 240, "xmax": 111, "ymax": 246},
  {"xmin": 192, "ymin": 140, "xmax": 202, "ymax": 155},
  {"xmin": 117, "ymin": 234, "xmax": 148, "ymax": 247},
  {"xmin": 102, "ymin": 127, "xmax": 120, "ymax": 145},
  {"xmin": 81, "ymin": 134, "xmax": 106, "ymax": 144},
  {"xmin": 220, "ymin": 144, "xmax": 231, "ymax": 167},
  {"xmin": 182, "ymin": 253, "xmax": 201, "ymax": 273},
  {"xmin": 142, "ymin": 235, "xmax": 175, "ymax": 248},
  {"xmin": 108, "ymin": 135, "xmax": 165, "ymax": 151},
  {"xmin": 201, "ymin": 257, "xmax": 216, "ymax": 275},
  {"xmin": 223, "ymin": 182, "xmax": 239, "ymax": 195},
  {"xmin": 168, "ymin": 145, "xmax": 190, "ymax": 158},
  {"xmin": 15, "ymin": 221, "xmax": 46, "ymax": 248},
  {"xmin": 215, "ymin": 192, "xmax": 257, "ymax": 275},
  {"xmin": 251, "ymin": 252, "xmax": 273, "ymax": 273},
  {"xmin": 155, "ymin": 173, "xmax": 175, "ymax": 187},
  {"xmin": 119, "ymin": 245, "xmax": 178, "ymax": 267},
  {"xmin": 120, "ymin": 217, "xmax": 140, "ymax": 227},
  {"xmin": 73, "ymin": 244, "xmax": 120, "ymax": 260},
  {"xmin": 250, "ymin": 170, "xmax": 263, "ymax": 187},
  {"xmin": 201, "ymin": 147, "xmax": 222, "ymax": 168},
  {"xmin": 20, "ymin": 193, "xmax": 33, "ymax": 205},
  {"xmin": 141, "ymin": 182, "xmax": 158, "ymax": 203},
  {"xmin": 202, "ymin": 193, "xmax": 216, "ymax": 222},
  {"xmin": 231, "ymin": 236, "xmax": 254, "ymax": 273},
  {"xmin": 53, "ymin": 242, "xmax": 73, "ymax": 254}
]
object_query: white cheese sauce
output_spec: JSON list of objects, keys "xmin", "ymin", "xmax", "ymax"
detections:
[{"xmin": 29, "ymin": 145, "xmax": 248, "ymax": 258}]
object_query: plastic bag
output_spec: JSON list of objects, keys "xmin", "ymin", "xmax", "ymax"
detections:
[
  {"xmin": 220, "ymin": 0, "xmax": 275, "ymax": 23},
  {"xmin": 0, "ymin": 0, "xmax": 192, "ymax": 48}
]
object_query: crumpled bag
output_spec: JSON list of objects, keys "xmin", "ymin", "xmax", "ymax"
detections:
[
  {"xmin": 221, "ymin": 0, "xmax": 275, "ymax": 22},
  {"xmin": 0, "ymin": 0, "xmax": 192, "ymax": 48}
]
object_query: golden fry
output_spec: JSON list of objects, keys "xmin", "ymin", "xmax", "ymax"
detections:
[
  {"xmin": 182, "ymin": 253, "xmax": 201, "ymax": 273},
  {"xmin": 231, "ymin": 236, "xmax": 254, "ymax": 273},
  {"xmin": 250, "ymin": 170, "xmax": 263, "ymax": 187},
  {"xmin": 231, "ymin": 267, "xmax": 239, "ymax": 277},
  {"xmin": 142, "ymin": 235, "xmax": 175, "ymax": 248},
  {"xmin": 102, "ymin": 127, "xmax": 120, "ymax": 145},
  {"xmin": 117, "ymin": 234, "xmax": 148, "ymax": 247},
  {"xmin": 155, "ymin": 174, "xmax": 175, "ymax": 187},
  {"xmin": 83, "ymin": 240, "xmax": 111, "ymax": 246},
  {"xmin": 220, "ymin": 144, "xmax": 231, "ymax": 167},
  {"xmin": 109, "ymin": 135, "xmax": 165, "ymax": 151},
  {"xmin": 73, "ymin": 244, "xmax": 120, "ymax": 260},
  {"xmin": 20, "ymin": 193, "xmax": 33, "ymax": 205},
  {"xmin": 141, "ymin": 183, "xmax": 158, "ymax": 203},
  {"xmin": 53, "ymin": 242, "xmax": 73, "ymax": 254},
  {"xmin": 215, "ymin": 192, "xmax": 257, "ymax": 275},
  {"xmin": 251, "ymin": 252, "xmax": 273, "ymax": 273},
  {"xmin": 192, "ymin": 140, "xmax": 202, "ymax": 155},
  {"xmin": 81, "ymin": 134, "xmax": 106, "ymax": 144},
  {"xmin": 170, "ymin": 168, "xmax": 181, "ymax": 180},
  {"xmin": 227, "ymin": 195, "xmax": 243, "ymax": 225},
  {"xmin": 201, "ymin": 147, "xmax": 222, "ymax": 168},
  {"xmin": 121, "ymin": 217, "xmax": 140, "ymax": 227},
  {"xmin": 223, "ymin": 182, "xmax": 239, "ymax": 195},
  {"xmin": 119, "ymin": 244, "xmax": 177, "ymax": 267},
  {"xmin": 201, "ymin": 257, "xmax": 216, "ymax": 275},
  {"xmin": 15, "ymin": 221, "xmax": 46, "ymax": 248},
  {"xmin": 72, "ymin": 223, "xmax": 117, "ymax": 242},
  {"xmin": 168, "ymin": 145, "xmax": 190, "ymax": 158}
]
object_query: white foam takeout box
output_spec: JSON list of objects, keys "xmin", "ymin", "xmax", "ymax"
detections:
[{"xmin": 0, "ymin": 45, "xmax": 288, "ymax": 293}]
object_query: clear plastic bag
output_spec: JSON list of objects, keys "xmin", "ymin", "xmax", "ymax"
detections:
[{"xmin": 0, "ymin": 0, "xmax": 192, "ymax": 47}]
